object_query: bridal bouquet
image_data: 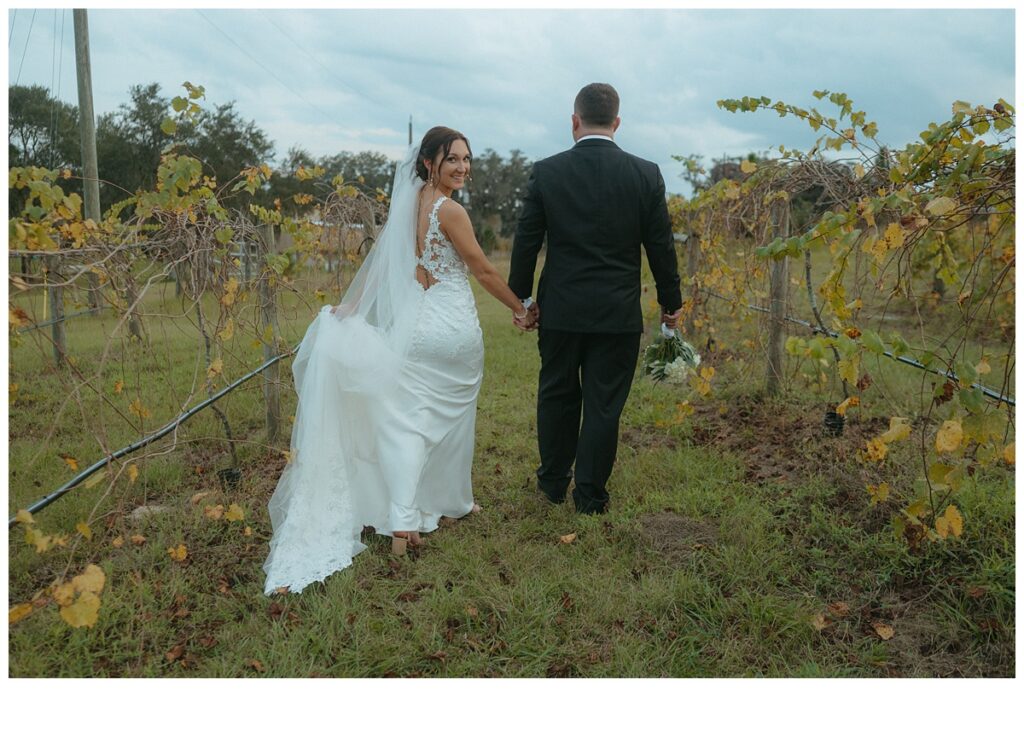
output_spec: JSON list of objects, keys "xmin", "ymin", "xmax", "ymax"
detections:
[{"xmin": 642, "ymin": 324, "xmax": 700, "ymax": 385}]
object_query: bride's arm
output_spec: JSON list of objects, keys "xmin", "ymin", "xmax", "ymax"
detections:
[{"xmin": 439, "ymin": 202, "xmax": 529, "ymax": 319}]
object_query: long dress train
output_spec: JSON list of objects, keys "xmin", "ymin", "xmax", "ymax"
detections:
[{"xmin": 262, "ymin": 195, "xmax": 482, "ymax": 594}]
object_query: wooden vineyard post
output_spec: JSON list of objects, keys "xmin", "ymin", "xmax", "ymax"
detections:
[
  {"xmin": 684, "ymin": 232, "xmax": 701, "ymax": 337},
  {"xmin": 123, "ymin": 269, "xmax": 144, "ymax": 341},
  {"xmin": 46, "ymin": 261, "xmax": 68, "ymax": 369},
  {"xmin": 765, "ymin": 199, "xmax": 790, "ymax": 396},
  {"xmin": 259, "ymin": 225, "xmax": 282, "ymax": 444}
]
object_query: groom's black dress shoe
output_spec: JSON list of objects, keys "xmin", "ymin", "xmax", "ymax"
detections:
[
  {"xmin": 572, "ymin": 488, "xmax": 609, "ymax": 515},
  {"xmin": 536, "ymin": 483, "xmax": 566, "ymax": 505}
]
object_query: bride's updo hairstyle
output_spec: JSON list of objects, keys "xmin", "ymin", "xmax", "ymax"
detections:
[{"xmin": 416, "ymin": 126, "xmax": 472, "ymax": 183}]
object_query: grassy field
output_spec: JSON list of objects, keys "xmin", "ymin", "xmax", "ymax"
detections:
[{"xmin": 7, "ymin": 254, "xmax": 1015, "ymax": 677}]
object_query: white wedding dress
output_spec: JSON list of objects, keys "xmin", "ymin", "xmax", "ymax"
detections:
[{"xmin": 262, "ymin": 181, "xmax": 484, "ymax": 595}]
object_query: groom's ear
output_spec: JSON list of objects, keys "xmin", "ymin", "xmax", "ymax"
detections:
[{"xmin": 611, "ymin": 116, "xmax": 621, "ymax": 132}]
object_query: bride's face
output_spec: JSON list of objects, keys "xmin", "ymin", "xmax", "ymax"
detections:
[{"xmin": 430, "ymin": 139, "xmax": 471, "ymax": 193}]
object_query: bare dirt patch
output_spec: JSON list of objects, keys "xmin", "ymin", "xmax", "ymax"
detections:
[{"xmin": 639, "ymin": 511, "xmax": 718, "ymax": 564}]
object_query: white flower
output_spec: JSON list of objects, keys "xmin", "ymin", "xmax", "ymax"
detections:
[{"xmin": 663, "ymin": 357, "xmax": 690, "ymax": 384}]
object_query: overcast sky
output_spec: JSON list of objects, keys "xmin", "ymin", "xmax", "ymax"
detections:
[{"xmin": 6, "ymin": 5, "xmax": 1016, "ymax": 195}]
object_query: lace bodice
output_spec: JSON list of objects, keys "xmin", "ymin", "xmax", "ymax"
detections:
[{"xmin": 419, "ymin": 195, "xmax": 469, "ymax": 283}]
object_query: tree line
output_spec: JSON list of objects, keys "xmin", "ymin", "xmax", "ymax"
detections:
[{"xmin": 8, "ymin": 82, "xmax": 532, "ymax": 246}]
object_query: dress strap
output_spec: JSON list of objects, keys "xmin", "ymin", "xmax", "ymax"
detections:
[{"xmin": 430, "ymin": 194, "xmax": 447, "ymax": 217}]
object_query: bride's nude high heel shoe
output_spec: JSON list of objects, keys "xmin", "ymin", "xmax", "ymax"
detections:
[{"xmin": 391, "ymin": 531, "xmax": 421, "ymax": 556}]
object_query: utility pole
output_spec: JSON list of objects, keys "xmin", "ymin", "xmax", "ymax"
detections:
[
  {"xmin": 408, "ymin": 115, "xmax": 412, "ymax": 146},
  {"xmin": 73, "ymin": 10, "xmax": 100, "ymax": 225},
  {"xmin": 73, "ymin": 9, "xmax": 102, "ymax": 313}
]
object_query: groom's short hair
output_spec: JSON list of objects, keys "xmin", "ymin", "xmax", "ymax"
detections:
[{"xmin": 574, "ymin": 83, "xmax": 619, "ymax": 127}]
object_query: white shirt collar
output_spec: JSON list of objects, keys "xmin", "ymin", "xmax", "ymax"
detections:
[{"xmin": 576, "ymin": 134, "xmax": 614, "ymax": 143}]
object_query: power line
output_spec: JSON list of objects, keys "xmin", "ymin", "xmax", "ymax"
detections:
[
  {"xmin": 194, "ymin": 9, "xmax": 340, "ymax": 125},
  {"xmin": 259, "ymin": 10, "xmax": 379, "ymax": 110},
  {"xmin": 15, "ymin": 8, "xmax": 36, "ymax": 86},
  {"xmin": 9, "ymin": 9, "xmax": 16, "ymax": 45}
]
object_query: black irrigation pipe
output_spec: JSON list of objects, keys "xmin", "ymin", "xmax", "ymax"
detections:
[
  {"xmin": 17, "ymin": 307, "xmax": 102, "ymax": 333},
  {"xmin": 8, "ymin": 342, "xmax": 301, "ymax": 529},
  {"xmin": 702, "ymin": 289, "xmax": 1015, "ymax": 407}
]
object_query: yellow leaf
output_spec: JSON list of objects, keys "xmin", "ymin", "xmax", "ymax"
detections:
[
  {"xmin": 854, "ymin": 163, "xmax": 865, "ymax": 179},
  {"xmin": 217, "ymin": 318, "xmax": 235, "ymax": 342},
  {"xmin": 974, "ymin": 357, "xmax": 991, "ymax": 376},
  {"xmin": 740, "ymin": 159, "xmax": 756, "ymax": 174},
  {"xmin": 129, "ymin": 399, "xmax": 151, "ymax": 419},
  {"xmin": 75, "ymin": 522, "xmax": 93, "ymax": 540},
  {"xmin": 204, "ymin": 504, "xmax": 224, "ymax": 520},
  {"xmin": 112, "ymin": 536, "xmax": 125, "ymax": 548},
  {"xmin": 871, "ymin": 622, "xmax": 895, "ymax": 641},
  {"xmin": 71, "ymin": 564, "xmax": 105, "ymax": 594},
  {"xmin": 60, "ymin": 454, "xmax": 80, "ymax": 472},
  {"xmin": 935, "ymin": 420, "xmax": 963, "ymax": 453},
  {"xmin": 243, "ymin": 526, "xmax": 253, "ymax": 537},
  {"xmin": 127, "ymin": 464, "xmax": 139, "ymax": 483},
  {"xmin": 810, "ymin": 613, "xmax": 828, "ymax": 631},
  {"xmin": 52, "ymin": 581, "xmax": 77, "ymax": 607},
  {"xmin": 724, "ymin": 182, "xmax": 740, "ymax": 200},
  {"xmin": 863, "ymin": 436, "xmax": 888, "ymax": 462},
  {"xmin": 207, "ymin": 358, "xmax": 224, "ymax": 380},
  {"xmin": 114, "ymin": 380, "xmax": 124, "ymax": 394},
  {"xmin": 906, "ymin": 500, "xmax": 927, "ymax": 519},
  {"xmin": 25, "ymin": 528, "xmax": 54, "ymax": 553},
  {"xmin": 943, "ymin": 504, "xmax": 963, "ymax": 537},
  {"xmin": 835, "ymin": 396, "xmax": 860, "ymax": 417},
  {"xmin": 130, "ymin": 534, "xmax": 147, "ymax": 545},
  {"xmin": 1003, "ymin": 443, "xmax": 1015, "ymax": 465},
  {"xmin": 59, "ymin": 591, "xmax": 101, "ymax": 628},
  {"xmin": 559, "ymin": 533, "xmax": 577, "ymax": 544},
  {"xmin": 838, "ymin": 355, "xmax": 859, "ymax": 384},
  {"xmin": 15, "ymin": 509, "xmax": 34, "ymax": 525},
  {"xmin": 9, "ymin": 603, "xmax": 33, "ymax": 625},
  {"xmin": 220, "ymin": 278, "xmax": 239, "ymax": 306},
  {"xmin": 882, "ymin": 222, "xmax": 905, "ymax": 251},
  {"xmin": 167, "ymin": 544, "xmax": 188, "ymax": 561},
  {"xmin": 881, "ymin": 417, "xmax": 912, "ymax": 443},
  {"xmin": 224, "ymin": 503, "xmax": 245, "ymax": 522},
  {"xmin": 935, "ymin": 512, "xmax": 949, "ymax": 539},
  {"xmin": 867, "ymin": 482, "xmax": 890, "ymax": 505},
  {"xmin": 83, "ymin": 469, "xmax": 107, "ymax": 489},
  {"xmin": 924, "ymin": 196, "xmax": 957, "ymax": 216}
]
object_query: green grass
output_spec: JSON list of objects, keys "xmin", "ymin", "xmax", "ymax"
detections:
[{"xmin": 7, "ymin": 255, "xmax": 1015, "ymax": 677}]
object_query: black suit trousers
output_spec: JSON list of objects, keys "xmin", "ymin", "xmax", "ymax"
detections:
[{"xmin": 536, "ymin": 328, "xmax": 642, "ymax": 513}]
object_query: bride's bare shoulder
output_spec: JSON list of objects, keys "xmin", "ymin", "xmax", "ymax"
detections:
[{"xmin": 437, "ymin": 197, "xmax": 471, "ymax": 228}]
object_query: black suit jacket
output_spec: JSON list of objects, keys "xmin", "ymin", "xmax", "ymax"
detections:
[{"xmin": 508, "ymin": 138, "xmax": 682, "ymax": 333}]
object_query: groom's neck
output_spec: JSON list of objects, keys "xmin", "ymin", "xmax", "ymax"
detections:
[{"xmin": 574, "ymin": 127, "xmax": 615, "ymax": 142}]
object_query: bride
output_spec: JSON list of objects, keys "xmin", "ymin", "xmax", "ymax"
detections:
[{"xmin": 262, "ymin": 127, "xmax": 534, "ymax": 595}]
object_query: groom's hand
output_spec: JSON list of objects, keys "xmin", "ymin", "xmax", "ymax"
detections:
[
  {"xmin": 660, "ymin": 306, "xmax": 683, "ymax": 329},
  {"xmin": 513, "ymin": 302, "xmax": 540, "ymax": 332}
]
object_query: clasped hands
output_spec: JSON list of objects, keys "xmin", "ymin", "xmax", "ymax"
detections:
[{"xmin": 512, "ymin": 301, "xmax": 540, "ymax": 332}]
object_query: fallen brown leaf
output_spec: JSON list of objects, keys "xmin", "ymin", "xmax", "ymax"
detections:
[
  {"xmin": 559, "ymin": 533, "xmax": 577, "ymax": 544},
  {"xmin": 872, "ymin": 621, "xmax": 895, "ymax": 640},
  {"xmin": 828, "ymin": 601, "xmax": 851, "ymax": 618}
]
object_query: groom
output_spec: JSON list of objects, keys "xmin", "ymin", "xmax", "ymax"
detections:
[{"xmin": 509, "ymin": 82, "xmax": 683, "ymax": 515}]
